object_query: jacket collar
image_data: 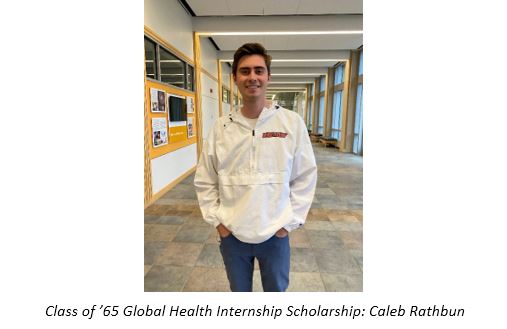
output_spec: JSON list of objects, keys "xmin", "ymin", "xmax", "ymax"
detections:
[{"xmin": 230, "ymin": 101, "xmax": 280, "ymax": 127}]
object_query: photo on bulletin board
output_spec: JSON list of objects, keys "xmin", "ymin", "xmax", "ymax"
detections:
[
  {"xmin": 187, "ymin": 117, "xmax": 194, "ymax": 138},
  {"xmin": 151, "ymin": 117, "xmax": 168, "ymax": 147},
  {"xmin": 186, "ymin": 96, "xmax": 194, "ymax": 113},
  {"xmin": 150, "ymin": 88, "xmax": 166, "ymax": 113}
]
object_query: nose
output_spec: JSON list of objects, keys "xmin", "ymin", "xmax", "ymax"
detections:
[{"xmin": 248, "ymin": 70, "xmax": 258, "ymax": 80}]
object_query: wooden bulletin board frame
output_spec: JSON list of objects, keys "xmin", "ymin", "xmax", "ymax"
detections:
[{"xmin": 145, "ymin": 80, "xmax": 197, "ymax": 160}]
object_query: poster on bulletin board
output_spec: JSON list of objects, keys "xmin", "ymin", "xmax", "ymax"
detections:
[
  {"xmin": 186, "ymin": 97, "xmax": 194, "ymax": 113},
  {"xmin": 152, "ymin": 117, "xmax": 168, "ymax": 147},
  {"xmin": 187, "ymin": 117, "xmax": 194, "ymax": 138},
  {"xmin": 150, "ymin": 88, "xmax": 166, "ymax": 113}
]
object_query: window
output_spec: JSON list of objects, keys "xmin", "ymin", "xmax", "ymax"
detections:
[
  {"xmin": 358, "ymin": 50, "xmax": 363, "ymax": 76},
  {"xmin": 335, "ymin": 64, "xmax": 344, "ymax": 84},
  {"xmin": 353, "ymin": 50, "xmax": 363, "ymax": 154},
  {"xmin": 330, "ymin": 64, "xmax": 345, "ymax": 140},
  {"xmin": 144, "ymin": 37, "xmax": 157, "ymax": 80},
  {"xmin": 186, "ymin": 65, "xmax": 194, "ymax": 91},
  {"xmin": 331, "ymin": 90, "xmax": 342, "ymax": 139},
  {"xmin": 144, "ymin": 35, "xmax": 194, "ymax": 91},
  {"xmin": 353, "ymin": 84, "xmax": 363, "ymax": 155},
  {"xmin": 222, "ymin": 86, "xmax": 230, "ymax": 103},
  {"xmin": 318, "ymin": 95, "xmax": 325, "ymax": 134},
  {"xmin": 319, "ymin": 76, "xmax": 326, "ymax": 92},
  {"xmin": 159, "ymin": 47, "xmax": 185, "ymax": 88},
  {"xmin": 307, "ymin": 99, "xmax": 313, "ymax": 130}
]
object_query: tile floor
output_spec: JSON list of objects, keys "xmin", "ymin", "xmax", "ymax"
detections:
[{"xmin": 144, "ymin": 143, "xmax": 363, "ymax": 292}]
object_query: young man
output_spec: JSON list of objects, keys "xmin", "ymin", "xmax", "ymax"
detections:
[{"xmin": 194, "ymin": 43, "xmax": 317, "ymax": 292}]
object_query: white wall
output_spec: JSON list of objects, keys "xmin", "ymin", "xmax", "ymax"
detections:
[
  {"xmin": 200, "ymin": 38, "xmax": 218, "ymax": 77},
  {"xmin": 151, "ymin": 144, "xmax": 197, "ymax": 194},
  {"xmin": 221, "ymin": 62, "xmax": 231, "ymax": 89},
  {"xmin": 200, "ymin": 37, "xmax": 220, "ymax": 142},
  {"xmin": 201, "ymin": 74, "xmax": 219, "ymax": 141},
  {"xmin": 144, "ymin": 0, "xmax": 194, "ymax": 60}
]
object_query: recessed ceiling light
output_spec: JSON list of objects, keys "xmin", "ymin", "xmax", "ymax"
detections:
[{"xmin": 198, "ymin": 31, "xmax": 362, "ymax": 36}]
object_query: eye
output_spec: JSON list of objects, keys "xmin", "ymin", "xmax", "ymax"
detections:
[
  {"xmin": 255, "ymin": 68, "xmax": 265, "ymax": 75},
  {"xmin": 239, "ymin": 68, "xmax": 250, "ymax": 75}
]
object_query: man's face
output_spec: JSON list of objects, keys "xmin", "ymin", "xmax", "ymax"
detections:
[{"xmin": 234, "ymin": 54, "xmax": 270, "ymax": 101}]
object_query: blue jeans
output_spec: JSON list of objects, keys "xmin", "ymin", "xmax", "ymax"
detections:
[{"xmin": 219, "ymin": 233, "xmax": 290, "ymax": 292}]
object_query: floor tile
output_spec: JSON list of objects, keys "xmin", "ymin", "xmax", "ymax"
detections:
[
  {"xmin": 289, "ymin": 229, "xmax": 310, "ymax": 248},
  {"xmin": 144, "ymin": 241, "xmax": 168, "ymax": 265},
  {"xmin": 144, "ymin": 265, "xmax": 152, "ymax": 276},
  {"xmin": 206, "ymin": 229, "xmax": 220, "ymax": 244},
  {"xmin": 349, "ymin": 249, "xmax": 363, "ymax": 269},
  {"xmin": 157, "ymin": 215, "xmax": 185, "ymax": 225},
  {"xmin": 155, "ymin": 242, "xmax": 203, "ymax": 266},
  {"xmin": 315, "ymin": 187, "xmax": 336, "ymax": 196},
  {"xmin": 306, "ymin": 230, "xmax": 344, "ymax": 249},
  {"xmin": 182, "ymin": 267, "xmax": 231, "ymax": 292},
  {"xmin": 328, "ymin": 213, "xmax": 359, "ymax": 222},
  {"xmin": 304, "ymin": 220, "xmax": 336, "ymax": 231},
  {"xmin": 144, "ymin": 224, "xmax": 180, "ymax": 242},
  {"xmin": 287, "ymin": 272, "xmax": 326, "ymax": 292},
  {"xmin": 331, "ymin": 220, "xmax": 362, "ymax": 232},
  {"xmin": 144, "ymin": 215, "xmax": 160, "ymax": 224},
  {"xmin": 320, "ymin": 273, "xmax": 363, "ymax": 292},
  {"xmin": 290, "ymin": 248, "xmax": 319, "ymax": 272},
  {"xmin": 313, "ymin": 248, "xmax": 362, "ymax": 275},
  {"xmin": 338, "ymin": 231, "xmax": 363, "ymax": 250},
  {"xmin": 172, "ymin": 225, "xmax": 212, "ymax": 243},
  {"xmin": 144, "ymin": 204, "xmax": 166, "ymax": 216},
  {"xmin": 144, "ymin": 265, "xmax": 193, "ymax": 292},
  {"xmin": 184, "ymin": 216, "xmax": 210, "ymax": 227},
  {"xmin": 195, "ymin": 243, "xmax": 225, "ymax": 268},
  {"xmin": 252, "ymin": 270, "xmax": 263, "ymax": 292}
]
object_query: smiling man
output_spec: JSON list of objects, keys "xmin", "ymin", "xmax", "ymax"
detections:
[{"xmin": 194, "ymin": 43, "xmax": 317, "ymax": 292}]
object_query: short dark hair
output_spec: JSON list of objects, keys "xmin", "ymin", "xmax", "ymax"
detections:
[{"xmin": 232, "ymin": 43, "xmax": 272, "ymax": 77}]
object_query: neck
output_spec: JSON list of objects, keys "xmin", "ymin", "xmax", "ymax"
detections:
[{"xmin": 241, "ymin": 98, "xmax": 271, "ymax": 119}]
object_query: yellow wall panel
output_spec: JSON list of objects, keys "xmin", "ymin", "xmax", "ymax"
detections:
[{"xmin": 145, "ymin": 80, "xmax": 196, "ymax": 160}]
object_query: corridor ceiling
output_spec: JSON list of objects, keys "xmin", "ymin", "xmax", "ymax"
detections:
[{"xmin": 181, "ymin": 0, "xmax": 363, "ymax": 95}]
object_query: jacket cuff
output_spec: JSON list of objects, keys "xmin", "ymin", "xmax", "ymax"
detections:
[
  {"xmin": 283, "ymin": 222, "xmax": 304, "ymax": 233},
  {"xmin": 208, "ymin": 218, "xmax": 221, "ymax": 228}
]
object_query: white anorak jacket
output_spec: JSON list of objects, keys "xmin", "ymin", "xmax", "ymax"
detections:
[{"xmin": 194, "ymin": 103, "xmax": 317, "ymax": 244}]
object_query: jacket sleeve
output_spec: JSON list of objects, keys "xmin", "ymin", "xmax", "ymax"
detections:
[
  {"xmin": 283, "ymin": 117, "xmax": 317, "ymax": 232},
  {"xmin": 193, "ymin": 125, "xmax": 221, "ymax": 228}
]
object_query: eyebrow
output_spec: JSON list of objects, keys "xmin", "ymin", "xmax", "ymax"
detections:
[{"xmin": 239, "ymin": 66, "xmax": 266, "ymax": 70}]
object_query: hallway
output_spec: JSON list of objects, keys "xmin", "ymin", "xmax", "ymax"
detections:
[{"xmin": 144, "ymin": 143, "xmax": 362, "ymax": 291}]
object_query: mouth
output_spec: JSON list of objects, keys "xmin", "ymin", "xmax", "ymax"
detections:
[{"xmin": 246, "ymin": 85, "xmax": 260, "ymax": 89}]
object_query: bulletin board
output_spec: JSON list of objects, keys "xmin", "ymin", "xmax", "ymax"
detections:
[{"xmin": 145, "ymin": 80, "xmax": 197, "ymax": 160}]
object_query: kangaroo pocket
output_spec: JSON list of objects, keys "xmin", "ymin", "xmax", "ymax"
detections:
[{"xmin": 217, "ymin": 172, "xmax": 292, "ymax": 238}]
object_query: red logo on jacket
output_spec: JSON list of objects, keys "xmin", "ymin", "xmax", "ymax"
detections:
[{"xmin": 262, "ymin": 132, "xmax": 288, "ymax": 138}]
